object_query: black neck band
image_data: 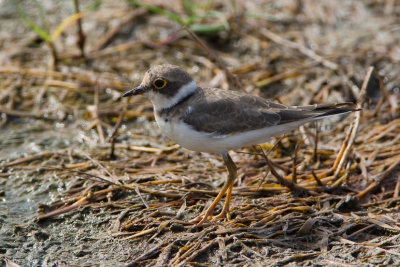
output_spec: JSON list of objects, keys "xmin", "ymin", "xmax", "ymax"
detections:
[{"xmin": 158, "ymin": 89, "xmax": 196, "ymax": 115}]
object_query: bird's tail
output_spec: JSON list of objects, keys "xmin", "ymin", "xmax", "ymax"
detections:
[
  {"xmin": 312, "ymin": 102, "xmax": 360, "ymax": 118},
  {"xmin": 278, "ymin": 102, "xmax": 360, "ymax": 125}
]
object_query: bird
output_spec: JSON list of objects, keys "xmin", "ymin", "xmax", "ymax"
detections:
[{"xmin": 123, "ymin": 64, "xmax": 357, "ymax": 225}]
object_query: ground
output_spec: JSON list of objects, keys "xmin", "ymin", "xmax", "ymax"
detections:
[{"xmin": 1, "ymin": 0, "xmax": 400, "ymax": 266}]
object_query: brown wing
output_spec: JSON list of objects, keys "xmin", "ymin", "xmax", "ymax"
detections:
[
  {"xmin": 181, "ymin": 88, "xmax": 357, "ymax": 135},
  {"xmin": 182, "ymin": 89, "xmax": 282, "ymax": 135}
]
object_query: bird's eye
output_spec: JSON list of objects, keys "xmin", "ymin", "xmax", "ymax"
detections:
[{"xmin": 153, "ymin": 78, "xmax": 167, "ymax": 89}]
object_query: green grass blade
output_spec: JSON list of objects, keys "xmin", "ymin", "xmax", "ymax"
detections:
[
  {"xmin": 83, "ymin": 0, "xmax": 103, "ymax": 12},
  {"xmin": 186, "ymin": 10, "xmax": 229, "ymax": 33},
  {"xmin": 33, "ymin": 0, "xmax": 48, "ymax": 33},
  {"xmin": 127, "ymin": 0, "xmax": 184, "ymax": 25},
  {"xmin": 182, "ymin": 0, "xmax": 195, "ymax": 17},
  {"xmin": 14, "ymin": 1, "xmax": 51, "ymax": 42},
  {"xmin": 189, "ymin": 23, "xmax": 226, "ymax": 34}
]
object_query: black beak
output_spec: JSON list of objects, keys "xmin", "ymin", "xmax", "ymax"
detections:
[{"xmin": 123, "ymin": 85, "xmax": 145, "ymax": 97}]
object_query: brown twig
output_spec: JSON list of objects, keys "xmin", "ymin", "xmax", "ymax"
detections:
[
  {"xmin": 356, "ymin": 161, "xmax": 400, "ymax": 200},
  {"xmin": 292, "ymin": 139, "xmax": 302, "ymax": 184},
  {"xmin": 0, "ymin": 150, "xmax": 66, "ymax": 169},
  {"xmin": 332, "ymin": 67, "xmax": 370, "ymax": 180},
  {"xmin": 332, "ymin": 110, "xmax": 360, "ymax": 180},
  {"xmin": 255, "ymin": 68, "xmax": 303, "ymax": 88},
  {"xmin": 125, "ymin": 242, "xmax": 168, "ymax": 267},
  {"xmin": 370, "ymin": 69, "xmax": 387, "ymax": 117},
  {"xmin": 313, "ymin": 122, "xmax": 320, "ymax": 163},
  {"xmin": 38, "ymin": 185, "xmax": 94, "ymax": 219},
  {"xmin": 311, "ymin": 170, "xmax": 324, "ymax": 186},
  {"xmin": 260, "ymin": 28, "xmax": 338, "ymax": 70},
  {"xmin": 106, "ymin": 98, "xmax": 128, "ymax": 158},
  {"xmin": 73, "ymin": 0, "xmax": 86, "ymax": 59},
  {"xmin": 255, "ymin": 145, "xmax": 310, "ymax": 196},
  {"xmin": 0, "ymin": 107, "xmax": 59, "ymax": 121},
  {"xmin": 394, "ymin": 174, "xmax": 400, "ymax": 198},
  {"xmin": 176, "ymin": 239, "xmax": 219, "ymax": 266},
  {"xmin": 46, "ymin": 41, "xmax": 59, "ymax": 70},
  {"xmin": 0, "ymin": 66, "xmax": 130, "ymax": 90}
]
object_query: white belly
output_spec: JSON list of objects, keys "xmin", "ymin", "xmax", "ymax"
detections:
[
  {"xmin": 154, "ymin": 113, "xmax": 314, "ymax": 154},
  {"xmin": 156, "ymin": 118, "xmax": 230, "ymax": 153}
]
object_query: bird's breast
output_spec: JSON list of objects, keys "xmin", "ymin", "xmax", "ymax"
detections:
[
  {"xmin": 154, "ymin": 110, "xmax": 215, "ymax": 152},
  {"xmin": 154, "ymin": 112, "xmax": 173, "ymax": 137}
]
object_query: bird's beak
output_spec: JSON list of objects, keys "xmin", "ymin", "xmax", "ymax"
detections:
[{"xmin": 123, "ymin": 85, "xmax": 145, "ymax": 97}]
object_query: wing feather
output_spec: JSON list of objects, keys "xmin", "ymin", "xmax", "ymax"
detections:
[{"xmin": 179, "ymin": 88, "xmax": 356, "ymax": 135}]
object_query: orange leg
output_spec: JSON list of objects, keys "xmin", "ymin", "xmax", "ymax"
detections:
[
  {"xmin": 213, "ymin": 182, "xmax": 233, "ymax": 221},
  {"xmin": 191, "ymin": 152, "xmax": 237, "ymax": 226}
]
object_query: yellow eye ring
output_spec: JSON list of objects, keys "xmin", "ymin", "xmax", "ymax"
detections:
[{"xmin": 153, "ymin": 78, "xmax": 167, "ymax": 89}]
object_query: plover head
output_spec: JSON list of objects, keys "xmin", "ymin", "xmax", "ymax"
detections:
[{"xmin": 123, "ymin": 64, "xmax": 198, "ymax": 111}]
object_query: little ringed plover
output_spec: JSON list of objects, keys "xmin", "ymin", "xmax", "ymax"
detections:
[{"xmin": 123, "ymin": 64, "xmax": 358, "ymax": 226}]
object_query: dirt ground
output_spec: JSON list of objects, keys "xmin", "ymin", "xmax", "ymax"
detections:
[{"xmin": 1, "ymin": 0, "xmax": 400, "ymax": 266}]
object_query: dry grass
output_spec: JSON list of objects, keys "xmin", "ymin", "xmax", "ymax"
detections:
[{"xmin": 1, "ymin": 0, "xmax": 400, "ymax": 266}]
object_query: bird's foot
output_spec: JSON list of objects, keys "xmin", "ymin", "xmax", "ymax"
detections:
[
  {"xmin": 211, "ymin": 208, "xmax": 230, "ymax": 222},
  {"xmin": 189, "ymin": 207, "xmax": 214, "ymax": 226},
  {"xmin": 190, "ymin": 207, "xmax": 230, "ymax": 226},
  {"xmin": 189, "ymin": 213, "xmax": 210, "ymax": 226}
]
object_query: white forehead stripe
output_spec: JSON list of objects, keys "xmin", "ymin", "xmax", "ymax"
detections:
[{"xmin": 146, "ymin": 80, "xmax": 197, "ymax": 110}]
